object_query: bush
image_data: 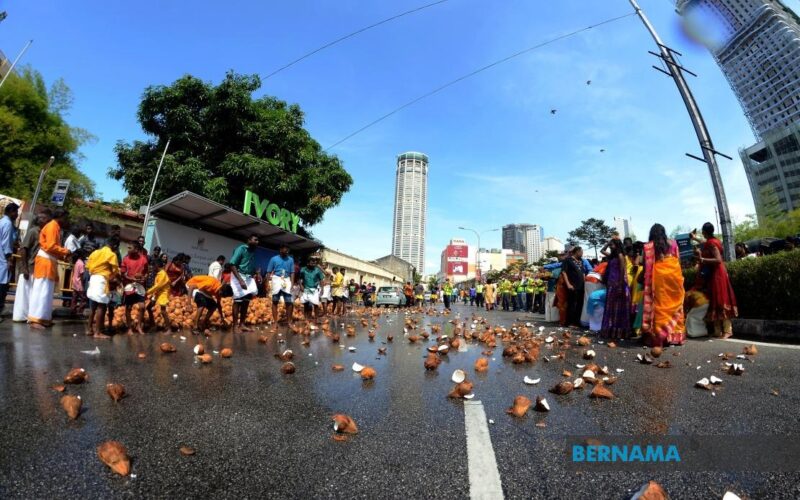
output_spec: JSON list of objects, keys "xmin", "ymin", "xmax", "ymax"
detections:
[{"xmin": 683, "ymin": 250, "xmax": 800, "ymax": 320}]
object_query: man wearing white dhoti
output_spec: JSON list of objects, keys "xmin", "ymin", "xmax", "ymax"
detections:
[
  {"xmin": 28, "ymin": 209, "xmax": 71, "ymax": 329},
  {"xmin": 0, "ymin": 203, "xmax": 20, "ymax": 322}
]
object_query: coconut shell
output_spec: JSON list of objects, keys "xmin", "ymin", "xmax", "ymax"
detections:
[
  {"xmin": 331, "ymin": 364, "xmax": 345, "ymax": 372},
  {"xmin": 106, "ymin": 383, "xmax": 126, "ymax": 402},
  {"xmin": 449, "ymin": 338, "xmax": 461, "ymax": 349},
  {"xmin": 60, "ymin": 395, "xmax": 81, "ymax": 420},
  {"xmin": 387, "ymin": 335, "xmax": 394, "ymax": 342},
  {"xmin": 137, "ymin": 352, "xmax": 147, "ymax": 360},
  {"xmin": 511, "ymin": 353, "xmax": 526, "ymax": 364},
  {"xmin": 448, "ymin": 381, "xmax": 474, "ymax": 398},
  {"xmin": 220, "ymin": 348, "xmax": 233, "ymax": 358},
  {"xmin": 193, "ymin": 344, "xmax": 205, "ymax": 355},
  {"xmin": 590, "ymin": 384, "xmax": 615, "ymax": 400},
  {"xmin": 632, "ymin": 481, "xmax": 668, "ymax": 500},
  {"xmin": 534, "ymin": 395, "xmax": 550, "ymax": 412},
  {"xmin": 502, "ymin": 346, "xmax": 519, "ymax": 357},
  {"xmin": 258, "ymin": 335, "xmax": 268, "ymax": 344},
  {"xmin": 407, "ymin": 335, "xmax": 419, "ymax": 343},
  {"xmin": 179, "ymin": 446, "xmax": 196, "ymax": 456},
  {"xmin": 474, "ymin": 358, "xmax": 489, "ymax": 373},
  {"xmin": 360, "ymin": 366, "xmax": 376, "ymax": 380},
  {"xmin": 52, "ymin": 384, "xmax": 66, "ymax": 392},
  {"xmin": 332, "ymin": 414, "xmax": 358, "ymax": 434},
  {"xmin": 424, "ymin": 354, "xmax": 441, "ymax": 371},
  {"xmin": 562, "ymin": 370, "xmax": 573, "ymax": 378},
  {"xmin": 743, "ymin": 344, "xmax": 758, "ymax": 356},
  {"xmin": 650, "ymin": 347, "xmax": 663, "ymax": 358},
  {"xmin": 160, "ymin": 342, "xmax": 176, "ymax": 353},
  {"xmin": 281, "ymin": 362, "xmax": 296, "ymax": 374},
  {"xmin": 550, "ymin": 381, "xmax": 574, "ymax": 395},
  {"xmin": 198, "ymin": 353, "xmax": 213, "ymax": 364},
  {"xmin": 64, "ymin": 368, "xmax": 88, "ymax": 384},
  {"xmin": 97, "ymin": 441, "xmax": 131, "ymax": 476},
  {"xmin": 577, "ymin": 336, "xmax": 591, "ymax": 346},
  {"xmin": 506, "ymin": 395, "xmax": 532, "ymax": 418}
]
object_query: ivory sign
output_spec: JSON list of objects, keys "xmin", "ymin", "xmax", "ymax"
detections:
[{"xmin": 243, "ymin": 190, "xmax": 301, "ymax": 233}]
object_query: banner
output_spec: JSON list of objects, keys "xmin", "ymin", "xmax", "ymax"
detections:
[{"xmin": 148, "ymin": 218, "xmax": 277, "ymax": 277}]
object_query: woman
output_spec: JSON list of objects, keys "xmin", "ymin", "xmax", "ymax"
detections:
[
  {"xmin": 641, "ymin": 224, "xmax": 686, "ymax": 347},
  {"xmin": 483, "ymin": 281, "xmax": 496, "ymax": 311},
  {"xmin": 694, "ymin": 222, "xmax": 738, "ymax": 338},
  {"xmin": 629, "ymin": 242, "xmax": 645, "ymax": 336},
  {"xmin": 166, "ymin": 253, "xmax": 186, "ymax": 297},
  {"xmin": 599, "ymin": 238, "xmax": 630, "ymax": 339}
]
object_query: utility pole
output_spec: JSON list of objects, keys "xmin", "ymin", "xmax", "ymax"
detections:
[
  {"xmin": 0, "ymin": 39, "xmax": 33, "ymax": 90},
  {"xmin": 628, "ymin": 0, "xmax": 735, "ymax": 261},
  {"xmin": 141, "ymin": 139, "xmax": 171, "ymax": 235},
  {"xmin": 29, "ymin": 156, "xmax": 55, "ymax": 216}
]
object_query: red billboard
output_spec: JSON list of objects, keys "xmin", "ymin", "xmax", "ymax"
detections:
[{"xmin": 446, "ymin": 244, "xmax": 469, "ymax": 275}]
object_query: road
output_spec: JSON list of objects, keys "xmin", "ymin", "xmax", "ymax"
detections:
[{"xmin": 0, "ymin": 303, "xmax": 798, "ymax": 499}]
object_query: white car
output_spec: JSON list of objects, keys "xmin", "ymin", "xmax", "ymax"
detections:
[{"xmin": 375, "ymin": 286, "xmax": 407, "ymax": 307}]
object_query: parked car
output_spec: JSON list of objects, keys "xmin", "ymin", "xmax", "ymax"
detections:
[{"xmin": 375, "ymin": 286, "xmax": 406, "ymax": 307}]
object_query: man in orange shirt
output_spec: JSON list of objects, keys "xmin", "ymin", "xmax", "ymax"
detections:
[
  {"xmin": 186, "ymin": 275, "xmax": 227, "ymax": 334},
  {"xmin": 29, "ymin": 209, "xmax": 71, "ymax": 329}
]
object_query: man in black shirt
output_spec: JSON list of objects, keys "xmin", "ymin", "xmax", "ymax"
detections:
[{"xmin": 561, "ymin": 246, "xmax": 585, "ymax": 327}]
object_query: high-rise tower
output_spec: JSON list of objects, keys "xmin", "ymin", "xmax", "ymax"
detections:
[{"xmin": 391, "ymin": 152, "xmax": 428, "ymax": 273}]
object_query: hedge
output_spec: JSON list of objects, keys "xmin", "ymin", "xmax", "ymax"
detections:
[{"xmin": 683, "ymin": 249, "xmax": 800, "ymax": 321}]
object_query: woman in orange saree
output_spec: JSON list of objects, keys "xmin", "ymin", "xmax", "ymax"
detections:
[{"xmin": 641, "ymin": 224, "xmax": 686, "ymax": 347}]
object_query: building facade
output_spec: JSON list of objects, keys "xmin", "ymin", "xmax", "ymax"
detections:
[
  {"xmin": 502, "ymin": 223, "xmax": 543, "ymax": 263},
  {"xmin": 543, "ymin": 236, "xmax": 564, "ymax": 253},
  {"xmin": 391, "ymin": 152, "xmax": 428, "ymax": 273},
  {"xmin": 322, "ymin": 249, "xmax": 403, "ymax": 288},
  {"xmin": 373, "ymin": 254, "xmax": 416, "ymax": 284},
  {"xmin": 612, "ymin": 217, "xmax": 632, "ymax": 239},
  {"xmin": 439, "ymin": 238, "xmax": 474, "ymax": 284},
  {"xmin": 740, "ymin": 122, "xmax": 800, "ymax": 215},
  {"xmin": 678, "ymin": 1, "xmax": 800, "ymax": 219}
]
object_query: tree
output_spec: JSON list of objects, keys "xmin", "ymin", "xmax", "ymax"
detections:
[
  {"xmin": 568, "ymin": 218, "xmax": 614, "ymax": 258},
  {"xmin": 0, "ymin": 67, "xmax": 96, "ymax": 204},
  {"xmin": 110, "ymin": 72, "xmax": 353, "ymax": 232},
  {"xmin": 535, "ymin": 250, "xmax": 561, "ymax": 266},
  {"xmin": 412, "ymin": 270, "xmax": 423, "ymax": 285},
  {"xmin": 427, "ymin": 276, "xmax": 439, "ymax": 291}
]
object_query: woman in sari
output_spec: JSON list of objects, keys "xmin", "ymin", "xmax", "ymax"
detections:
[
  {"xmin": 628, "ymin": 242, "xmax": 645, "ymax": 336},
  {"xmin": 599, "ymin": 238, "xmax": 630, "ymax": 339},
  {"xmin": 642, "ymin": 224, "xmax": 686, "ymax": 347},
  {"xmin": 166, "ymin": 253, "xmax": 186, "ymax": 297},
  {"xmin": 694, "ymin": 222, "xmax": 738, "ymax": 338},
  {"xmin": 483, "ymin": 280, "xmax": 496, "ymax": 311}
]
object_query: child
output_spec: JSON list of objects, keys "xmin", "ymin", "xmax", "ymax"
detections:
[
  {"xmin": 70, "ymin": 251, "xmax": 86, "ymax": 316},
  {"xmin": 146, "ymin": 258, "xmax": 172, "ymax": 331},
  {"xmin": 185, "ymin": 275, "xmax": 227, "ymax": 334}
]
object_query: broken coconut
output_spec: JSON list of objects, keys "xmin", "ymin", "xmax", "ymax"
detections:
[
  {"xmin": 534, "ymin": 395, "xmax": 550, "ymax": 412},
  {"xmin": 97, "ymin": 441, "xmax": 131, "ymax": 476},
  {"xmin": 60, "ymin": 395, "xmax": 82, "ymax": 420},
  {"xmin": 451, "ymin": 369, "xmax": 467, "ymax": 384},
  {"xmin": 695, "ymin": 377, "xmax": 712, "ymax": 390},
  {"xmin": 590, "ymin": 384, "xmax": 614, "ymax": 399},
  {"xmin": 331, "ymin": 364, "xmax": 345, "ymax": 372},
  {"xmin": 193, "ymin": 344, "xmax": 205, "ymax": 355},
  {"xmin": 631, "ymin": 481, "xmax": 668, "ymax": 500},
  {"xmin": 198, "ymin": 353, "xmax": 213, "ymax": 364},
  {"xmin": 360, "ymin": 366, "xmax": 376, "ymax": 380},
  {"xmin": 281, "ymin": 362, "xmax": 296, "ymax": 374},
  {"xmin": 474, "ymin": 358, "xmax": 489, "ymax": 373},
  {"xmin": 424, "ymin": 354, "xmax": 441, "ymax": 371},
  {"xmin": 550, "ymin": 381, "xmax": 574, "ymax": 395},
  {"xmin": 523, "ymin": 376, "xmax": 541, "ymax": 385},
  {"xmin": 577, "ymin": 336, "xmax": 591, "ymax": 346},
  {"xmin": 160, "ymin": 342, "xmax": 176, "ymax": 353},
  {"xmin": 332, "ymin": 414, "xmax": 358, "ymax": 434},
  {"xmin": 506, "ymin": 396, "xmax": 532, "ymax": 417},
  {"xmin": 583, "ymin": 350, "xmax": 596, "ymax": 360},
  {"xmin": 220, "ymin": 348, "xmax": 233, "ymax": 358},
  {"xmin": 64, "ymin": 368, "xmax": 88, "ymax": 384},
  {"xmin": 352, "ymin": 362, "xmax": 364, "ymax": 373},
  {"xmin": 106, "ymin": 383, "xmax": 126, "ymax": 402},
  {"xmin": 448, "ymin": 381, "xmax": 474, "ymax": 399},
  {"xmin": 743, "ymin": 344, "xmax": 758, "ymax": 356}
]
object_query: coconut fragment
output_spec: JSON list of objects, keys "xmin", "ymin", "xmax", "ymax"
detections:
[
  {"xmin": 352, "ymin": 362, "xmax": 364, "ymax": 373},
  {"xmin": 523, "ymin": 376, "xmax": 540, "ymax": 385},
  {"xmin": 583, "ymin": 350, "xmax": 596, "ymax": 360},
  {"xmin": 573, "ymin": 378, "xmax": 584, "ymax": 389},
  {"xmin": 709, "ymin": 375, "xmax": 723, "ymax": 385},
  {"xmin": 451, "ymin": 369, "xmax": 466, "ymax": 384},
  {"xmin": 534, "ymin": 396, "xmax": 550, "ymax": 412},
  {"xmin": 60, "ymin": 395, "xmax": 81, "ymax": 420},
  {"xmin": 631, "ymin": 481, "xmax": 668, "ymax": 500},
  {"xmin": 64, "ymin": 368, "xmax": 88, "ymax": 384},
  {"xmin": 97, "ymin": 441, "xmax": 131, "ymax": 476},
  {"xmin": 696, "ymin": 377, "xmax": 711, "ymax": 389}
]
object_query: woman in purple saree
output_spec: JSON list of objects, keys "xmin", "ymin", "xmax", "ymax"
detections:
[{"xmin": 600, "ymin": 238, "xmax": 631, "ymax": 339}]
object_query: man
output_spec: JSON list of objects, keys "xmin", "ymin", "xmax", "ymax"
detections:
[
  {"xmin": 0, "ymin": 203, "xmax": 20, "ymax": 320},
  {"xmin": 297, "ymin": 255, "xmax": 325, "ymax": 320},
  {"xmin": 208, "ymin": 255, "xmax": 225, "ymax": 281},
  {"xmin": 331, "ymin": 266, "xmax": 345, "ymax": 316},
  {"xmin": 319, "ymin": 261, "xmax": 333, "ymax": 316},
  {"xmin": 475, "ymin": 281, "xmax": 484, "ymax": 308},
  {"xmin": 403, "ymin": 281, "xmax": 414, "ymax": 308},
  {"xmin": 500, "ymin": 278, "xmax": 512, "ymax": 311},
  {"xmin": 265, "ymin": 243, "xmax": 295, "ymax": 329},
  {"xmin": 186, "ymin": 275, "xmax": 226, "ymax": 333},
  {"xmin": 562, "ymin": 246, "xmax": 586, "ymax": 327},
  {"xmin": 414, "ymin": 282, "xmax": 424, "ymax": 307},
  {"xmin": 78, "ymin": 222, "xmax": 101, "ymax": 256},
  {"xmin": 120, "ymin": 241, "xmax": 149, "ymax": 334},
  {"xmin": 230, "ymin": 235, "xmax": 261, "ymax": 333},
  {"xmin": 146, "ymin": 245, "xmax": 162, "ymax": 288},
  {"xmin": 64, "ymin": 226, "xmax": 81, "ymax": 254},
  {"xmin": 86, "ymin": 236, "xmax": 121, "ymax": 338},
  {"xmin": 346, "ymin": 279, "xmax": 358, "ymax": 311},
  {"xmin": 516, "ymin": 274, "xmax": 527, "ymax": 312},
  {"xmin": 469, "ymin": 285, "xmax": 476, "ymax": 306},
  {"xmin": 442, "ymin": 278, "xmax": 453, "ymax": 310},
  {"xmin": 137, "ymin": 235, "xmax": 148, "ymax": 256},
  {"xmin": 109, "ymin": 225, "xmax": 123, "ymax": 264},
  {"xmin": 13, "ymin": 209, "xmax": 52, "ymax": 322},
  {"xmin": 29, "ymin": 209, "xmax": 71, "ymax": 329}
]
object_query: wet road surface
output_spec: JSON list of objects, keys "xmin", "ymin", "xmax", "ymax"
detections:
[{"xmin": 0, "ymin": 304, "xmax": 798, "ymax": 499}]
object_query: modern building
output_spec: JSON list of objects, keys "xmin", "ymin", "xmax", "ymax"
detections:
[
  {"xmin": 612, "ymin": 217, "xmax": 632, "ymax": 239},
  {"xmin": 502, "ymin": 223, "xmax": 544, "ymax": 263},
  {"xmin": 741, "ymin": 122, "xmax": 800, "ymax": 215},
  {"xmin": 543, "ymin": 236, "xmax": 564, "ymax": 254},
  {"xmin": 678, "ymin": 0, "xmax": 800, "ymax": 139},
  {"xmin": 677, "ymin": 0, "xmax": 800, "ymax": 218},
  {"xmin": 391, "ymin": 152, "xmax": 428, "ymax": 273},
  {"xmin": 439, "ymin": 238, "xmax": 474, "ymax": 284}
]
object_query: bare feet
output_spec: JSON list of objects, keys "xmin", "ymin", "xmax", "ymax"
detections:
[
  {"xmin": 136, "ymin": 328, "xmax": 145, "ymax": 335},
  {"xmin": 92, "ymin": 332, "xmax": 111, "ymax": 339}
]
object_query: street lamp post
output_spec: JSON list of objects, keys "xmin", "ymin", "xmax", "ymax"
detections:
[
  {"xmin": 458, "ymin": 227, "xmax": 499, "ymax": 281},
  {"xmin": 627, "ymin": 0, "xmax": 735, "ymax": 261}
]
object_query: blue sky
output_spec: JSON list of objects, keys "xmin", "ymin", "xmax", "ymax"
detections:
[{"xmin": 4, "ymin": 0, "xmax": 796, "ymax": 273}]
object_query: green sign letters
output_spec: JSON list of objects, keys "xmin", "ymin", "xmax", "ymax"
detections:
[{"xmin": 243, "ymin": 190, "xmax": 301, "ymax": 234}]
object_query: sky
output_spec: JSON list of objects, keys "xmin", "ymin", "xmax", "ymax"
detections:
[{"xmin": 4, "ymin": 0, "xmax": 797, "ymax": 274}]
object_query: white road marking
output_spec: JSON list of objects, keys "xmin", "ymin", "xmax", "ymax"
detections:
[
  {"xmin": 464, "ymin": 401, "xmax": 504, "ymax": 500},
  {"xmin": 718, "ymin": 338, "xmax": 800, "ymax": 350}
]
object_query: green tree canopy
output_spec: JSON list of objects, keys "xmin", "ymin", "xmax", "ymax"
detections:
[
  {"xmin": 568, "ymin": 218, "xmax": 614, "ymax": 258},
  {"xmin": 110, "ymin": 72, "xmax": 353, "ymax": 229},
  {"xmin": 0, "ymin": 67, "xmax": 95, "ymax": 204}
]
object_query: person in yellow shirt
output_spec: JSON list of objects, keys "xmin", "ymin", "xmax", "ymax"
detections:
[
  {"xmin": 146, "ymin": 257, "xmax": 172, "ymax": 331},
  {"xmin": 186, "ymin": 275, "xmax": 226, "ymax": 333},
  {"xmin": 85, "ymin": 236, "xmax": 121, "ymax": 338},
  {"xmin": 29, "ymin": 209, "xmax": 72, "ymax": 329},
  {"xmin": 331, "ymin": 266, "xmax": 345, "ymax": 316}
]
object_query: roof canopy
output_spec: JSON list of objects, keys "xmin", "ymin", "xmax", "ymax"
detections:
[{"xmin": 149, "ymin": 191, "xmax": 320, "ymax": 251}]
